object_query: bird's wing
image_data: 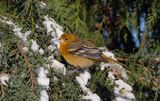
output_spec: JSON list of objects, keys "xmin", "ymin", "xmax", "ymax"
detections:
[
  {"xmin": 67, "ymin": 40, "xmax": 103, "ymax": 60},
  {"xmin": 67, "ymin": 40, "xmax": 126, "ymax": 67}
]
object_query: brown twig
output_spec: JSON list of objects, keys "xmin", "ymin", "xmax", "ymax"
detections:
[
  {"xmin": 16, "ymin": 45, "xmax": 36, "ymax": 95},
  {"xmin": 0, "ymin": 83, "xmax": 4, "ymax": 96}
]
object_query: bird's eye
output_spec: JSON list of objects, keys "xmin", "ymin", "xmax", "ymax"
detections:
[{"xmin": 65, "ymin": 38, "xmax": 68, "ymax": 40}]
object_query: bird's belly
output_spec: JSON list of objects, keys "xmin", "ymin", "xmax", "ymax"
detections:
[{"xmin": 63, "ymin": 54, "xmax": 94, "ymax": 68}]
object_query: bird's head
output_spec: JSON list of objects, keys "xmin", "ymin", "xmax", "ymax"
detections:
[{"xmin": 59, "ymin": 33, "xmax": 78, "ymax": 45}]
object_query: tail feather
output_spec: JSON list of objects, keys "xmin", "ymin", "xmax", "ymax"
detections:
[{"xmin": 101, "ymin": 55, "xmax": 127, "ymax": 68}]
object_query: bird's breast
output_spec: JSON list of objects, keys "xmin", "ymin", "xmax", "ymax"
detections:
[{"xmin": 63, "ymin": 54, "xmax": 94, "ymax": 68}]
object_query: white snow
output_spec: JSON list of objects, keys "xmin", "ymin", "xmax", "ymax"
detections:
[
  {"xmin": 5, "ymin": 20, "xmax": 14, "ymax": 25},
  {"xmin": 102, "ymin": 51, "xmax": 117, "ymax": 60},
  {"xmin": 82, "ymin": 93, "xmax": 100, "ymax": 101},
  {"xmin": 125, "ymin": 93, "xmax": 135, "ymax": 100},
  {"xmin": 115, "ymin": 80, "xmax": 132, "ymax": 92},
  {"xmin": 100, "ymin": 63, "xmax": 128, "ymax": 80},
  {"xmin": 76, "ymin": 71, "xmax": 91, "ymax": 86},
  {"xmin": 108, "ymin": 71, "xmax": 116, "ymax": 80},
  {"xmin": 47, "ymin": 55, "xmax": 66, "ymax": 75},
  {"xmin": 48, "ymin": 17, "xmax": 63, "ymax": 38},
  {"xmin": 50, "ymin": 58, "xmax": 66, "ymax": 75},
  {"xmin": 37, "ymin": 67, "xmax": 50, "ymax": 89},
  {"xmin": 48, "ymin": 45, "xmax": 56, "ymax": 52},
  {"xmin": 42, "ymin": 14, "xmax": 67, "ymax": 76},
  {"xmin": 0, "ymin": 73, "xmax": 10, "ymax": 86},
  {"xmin": 43, "ymin": 17, "xmax": 53, "ymax": 34},
  {"xmin": 100, "ymin": 62, "xmax": 111, "ymax": 71},
  {"xmin": 114, "ymin": 80, "xmax": 135, "ymax": 101},
  {"xmin": 40, "ymin": 2, "xmax": 46, "ymax": 9},
  {"xmin": 40, "ymin": 90, "xmax": 49, "ymax": 101},
  {"xmin": 115, "ymin": 97, "xmax": 128, "ymax": 101},
  {"xmin": 0, "ymin": 42, "xmax": 2, "ymax": 48},
  {"xmin": 0, "ymin": 17, "xmax": 31, "ymax": 44},
  {"xmin": 53, "ymin": 76, "xmax": 58, "ymax": 82},
  {"xmin": 23, "ymin": 30, "xmax": 31, "ymax": 40},
  {"xmin": 39, "ymin": 48, "xmax": 44, "ymax": 55},
  {"xmin": 31, "ymin": 40, "xmax": 39, "ymax": 52},
  {"xmin": 51, "ymin": 38, "xmax": 60, "ymax": 46},
  {"xmin": 37, "ymin": 67, "xmax": 50, "ymax": 101},
  {"xmin": 43, "ymin": 15, "xmax": 63, "ymax": 48},
  {"xmin": 0, "ymin": 16, "xmax": 54, "ymax": 101},
  {"xmin": 43, "ymin": 16, "xmax": 63, "ymax": 38},
  {"xmin": 76, "ymin": 71, "xmax": 100, "ymax": 101},
  {"xmin": 35, "ymin": 4, "xmax": 64, "ymax": 101},
  {"xmin": 100, "ymin": 51, "xmax": 134, "ymax": 101},
  {"xmin": 115, "ymin": 93, "xmax": 135, "ymax": 101},
  {"xmin": 22, "ymin": 47, "xmax": 28, "ymax": 52}
]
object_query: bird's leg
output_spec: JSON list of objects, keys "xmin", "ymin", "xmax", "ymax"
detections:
[{"xmin": 66, "ymin": 68, "xmax": 82, "ymax": 77}]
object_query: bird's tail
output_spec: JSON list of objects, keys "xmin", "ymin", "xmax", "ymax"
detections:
[{"xmin": 101, "ymin": 54, "xmax": 127, "ymax": 68}]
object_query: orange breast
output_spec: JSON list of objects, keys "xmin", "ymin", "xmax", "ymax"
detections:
[{"xmin": 63, "ymin": 54, "xmax": 95, "ymax": 68}]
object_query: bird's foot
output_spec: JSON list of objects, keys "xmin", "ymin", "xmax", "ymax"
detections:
[{"xmin": 66, "ymin": 68, "xmax": 81, "ymax": 78}]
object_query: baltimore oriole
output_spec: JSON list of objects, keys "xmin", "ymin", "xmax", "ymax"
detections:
[{"xmin": 59, "ymin": 33, "xmax": 125, "ymax": 68}]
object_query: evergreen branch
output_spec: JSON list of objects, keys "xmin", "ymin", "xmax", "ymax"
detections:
[{"xmin": 16, "ymin": 45, "xmax": 36, "ymax": 96}]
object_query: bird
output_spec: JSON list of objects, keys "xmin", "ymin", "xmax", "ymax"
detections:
[{"xmin": 59, "ymin": 33, "xmax": 125, "ymax": 68}]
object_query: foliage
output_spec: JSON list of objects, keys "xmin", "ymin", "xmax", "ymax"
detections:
[
  {"xmin": 116, "ymin": 51, "xmax": 160, "ymax": 101},
  {"xmin": 46, "ymin": 0, "xmax": 160, "ymax": 52},
  {"xmin": 49, "ymin": 69, "xmax": 82, "ymax": 101},
  {"xmin": 0, "ymin": 0, "xmax": 160, "ymax": 101},
  {"xmin": 0, "ymin": 23, "xmax": 40, "ymax": 101},
  {"xmin": 46, "ymin": 0, "xmax": 105, "ymax": 46},
  {"xmin": 89, "ymin": 69, "xmax": 115, "ymax": 101}
]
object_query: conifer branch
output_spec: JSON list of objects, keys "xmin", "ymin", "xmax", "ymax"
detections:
[{"xmin": 16, "ymin": 45, "xmax": 36, "ymax": 96}]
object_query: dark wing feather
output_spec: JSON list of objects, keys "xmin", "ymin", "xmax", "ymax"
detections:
[{"xmin": 67, "ymin": 41, "xmax": 103, "ymax": 60}]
